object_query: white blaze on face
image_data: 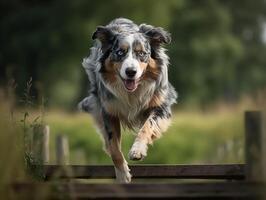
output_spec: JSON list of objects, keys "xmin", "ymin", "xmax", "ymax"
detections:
[{"xmin": 120, "ymin": 34, "xmax": 143, "ymax": 80}]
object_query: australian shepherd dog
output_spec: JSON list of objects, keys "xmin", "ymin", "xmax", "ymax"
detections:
[{"xmin": 79, "ymin": 18, "xmax": 177, "ymax": 183}]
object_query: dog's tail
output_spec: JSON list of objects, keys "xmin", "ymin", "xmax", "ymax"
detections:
[
  {"xmin": 78, "ymin": 96, "xmax": 95, "ymax": 113},
  {"xmin": 82, "ymin": 42, "xmax": 102, "ymax": 84}
]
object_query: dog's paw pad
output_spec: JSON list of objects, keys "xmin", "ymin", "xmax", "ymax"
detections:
[
  {"xmin": 115, "ymin": 168, "xmax": 132, "ymax": 183},
  {"xmin": 128, "ymin": 142, "xmax": 147, "ymax": 161},
  {"xmin": 129, "ymin": 150, "xmax": 145, "ymax": 160}
]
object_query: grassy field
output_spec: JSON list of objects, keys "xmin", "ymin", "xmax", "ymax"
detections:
[
  {"xmin": 0, "ymin": 97, "xmax": 261, "ymax": 198},
  {"xmin": 45, "ymin": 108, "xmax": 245, "ymax": 165}
]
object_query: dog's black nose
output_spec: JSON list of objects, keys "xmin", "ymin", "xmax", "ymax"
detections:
[{"xmin": 125, "ymin": 68, "xmax": 137, "ymax": 78}]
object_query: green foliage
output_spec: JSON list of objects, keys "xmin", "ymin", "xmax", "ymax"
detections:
[
  {"xmin": 0, "ymin": 0, "xmax": 266, "ymax": 108},
  {"xmin": 169, "ymin": 0, "xmax": 243, "ymax": 105},
  {"xmin": 19, "ymin": 78, "xmax": 47, "ymax": 180},
  {"xmin": 45, "ymin": 110, "xmax": 244, "ymax": 164},
  {"xmin": 0, "ymin": 90, "xmax": 51, "ymax": 198}
]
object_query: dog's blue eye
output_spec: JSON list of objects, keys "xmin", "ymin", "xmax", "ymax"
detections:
[{"xmin": 116, "ymin": 50, "xmax": 124, "ymax": 56}]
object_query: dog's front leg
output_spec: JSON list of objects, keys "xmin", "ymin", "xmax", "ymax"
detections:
[
  {"xmin": 101, "ymin": 111, "xmax": 132, "ymax": 183},
  {"xmin": 129, "ymin": 106, "xmax": 171, "ymax": 160}
]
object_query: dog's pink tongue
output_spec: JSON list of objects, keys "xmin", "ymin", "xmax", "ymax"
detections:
[{"xmin": 124, "ymin": 80, "xmax": 137, "ymax": 91}]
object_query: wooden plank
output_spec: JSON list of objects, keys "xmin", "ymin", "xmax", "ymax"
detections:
[
  {"xmin": 11, "ymin": 182, "xmax": 264, "ymax": 199},
  {"xmin": 43, "ymin": 164, "xmax": 245, "ymax": 180}
]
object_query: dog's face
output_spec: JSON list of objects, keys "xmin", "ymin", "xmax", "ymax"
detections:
[
  {"xmin": 106, "ymin": 33, "xmax": 151, "ymax": 92},
  {"xmin": 93, "ymin": 24, "xmax": 171, "ymax": 93}
]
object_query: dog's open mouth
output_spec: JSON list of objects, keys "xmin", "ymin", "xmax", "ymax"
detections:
[{"xmin": 124, "ymin": 79, "xmax": 138, "ymax": 92}]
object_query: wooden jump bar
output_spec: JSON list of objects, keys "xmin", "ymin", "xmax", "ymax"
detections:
[
  {"xmin": 12, "ymin": 182, "xmax": 263, "ymax": 199},
  {"xmin": 43, "ymin": 164, "xmax": 245, "ymax": 180}
]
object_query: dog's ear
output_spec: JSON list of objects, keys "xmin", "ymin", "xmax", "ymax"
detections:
[
  {"xmin": 92, "ymin": 26, "xmax": 115, "ymax": 50},
  {"xmin": 139, "ymin": 24, "xmax": 171, "ymax": 46}
]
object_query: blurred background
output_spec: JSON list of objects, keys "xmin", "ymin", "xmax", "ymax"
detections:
[{"xmin": 0, "ymin": 0, "xmax": 266, "ymax": 166}]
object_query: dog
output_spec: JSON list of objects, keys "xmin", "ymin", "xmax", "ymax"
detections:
[{"xmin": 79, "ymin": 18, "xmax": 177, "ymax": 183}]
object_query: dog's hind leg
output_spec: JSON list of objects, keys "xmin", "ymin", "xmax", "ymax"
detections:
[
  {"xmin": 94, "ymin": 110, "xmax": 131, "ymax": 183},
  {"xmin": 129, "ymin": 105, "xmax": 171, "ymax": 161}
]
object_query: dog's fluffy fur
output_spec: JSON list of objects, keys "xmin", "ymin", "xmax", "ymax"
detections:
[{"xmin": 79, "ymin": 18, "xmax": 177, "ymax": 183}]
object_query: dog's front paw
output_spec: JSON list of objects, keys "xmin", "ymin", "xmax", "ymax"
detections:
[
  {"xmin": 128, "ymin": 141, "xmax": 148, "ymax": 161},
  {"xmin": 115, "ymin": 166, "xmax": 132, "ymax": 183}
]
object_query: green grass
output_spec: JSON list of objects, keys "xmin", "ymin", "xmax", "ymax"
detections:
[
  {"xmin": 0, "ymin": 98, "xmax": 252, "ymax": 198},
  {"xmin": 45, "ymin": 109, "xmax": 244, "ymax": 165}
]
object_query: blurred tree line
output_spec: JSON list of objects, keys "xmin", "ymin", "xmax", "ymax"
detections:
[{"xmin": 1, "ymin": 0, "xmax": 266, "ymax": 108}]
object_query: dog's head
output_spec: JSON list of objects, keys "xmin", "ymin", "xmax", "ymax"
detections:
[{"xmin": 93, "ymin": 20, "xmax": 171, "ymax": 93}]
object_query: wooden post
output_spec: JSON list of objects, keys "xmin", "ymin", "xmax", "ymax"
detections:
[
  {"xmin": 56, "ymin": 135, "xmax": 70, "ymax": 165},
  {"xmin": 262, "ymin": 111, "xmax": 266, "ymax": 182},
  {"xmin": 33, "ymin": 125, "xmax": 50, "ymax": 164},
  {"xmin": 245, "ymin": 111, "xmax": 266, "ymax": 182}
]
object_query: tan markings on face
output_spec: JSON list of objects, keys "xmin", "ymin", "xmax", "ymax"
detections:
[
  {"xmin": 119, "ymin": 42, "xmax": 129, "ymax": 51},
  {"xmin": 142, "ymin": 58, "xmax": 160, "ymax": 81},
  {"xmin": 148, "ymin": 92, "xmax": 165, "ymax": 108},
  {"xmin": 134, "ymin": 43, "xmax": 144, "ymax": 52},
  {"xmin": 139, "ymin": 61, "xmax": 148, "ymax": 72},
  {"xmin": 103, "ymin": 56, "xmax": 122, "ymax": 83}
]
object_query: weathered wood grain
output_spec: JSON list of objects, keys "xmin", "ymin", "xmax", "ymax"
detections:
[
  {"xmin": 12, "ymin": 182, "xmax": 264, "ymax": 199},
  {"xmin": 42, "ymin": 164, "xmax": 245, "ymax": 180},
  {"xmin": 245, "ymin": 111, "xmax": 266, "ymax": 182}
]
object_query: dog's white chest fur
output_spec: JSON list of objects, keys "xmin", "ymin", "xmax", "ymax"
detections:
[{"xmin": 103, "ymin": 80, "xmax": 156, "ymax": 128}]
